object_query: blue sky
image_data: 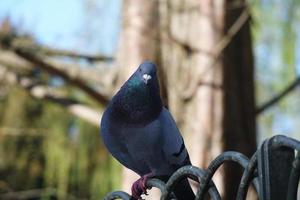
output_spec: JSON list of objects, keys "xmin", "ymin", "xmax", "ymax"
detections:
[{"xmin": 0, "ymin": 0, "xmax": 121, "ymax": 55}]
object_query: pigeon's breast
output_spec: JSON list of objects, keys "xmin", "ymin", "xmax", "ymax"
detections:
[{"xmin": 122, "ymin": 117, "xmax": 170, "ymax": 175}]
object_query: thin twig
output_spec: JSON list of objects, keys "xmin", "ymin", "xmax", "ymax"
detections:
[
  {"xmin": 213, "ymin": 9, "xmax": 250, "ymax": 57},
  {"xmin": 177, "ymin": 8, "xmax": 251, "ymax": 100},
  {"xmin": 256, "ymin": 76, "xmax": 300, "ymax": 115}
]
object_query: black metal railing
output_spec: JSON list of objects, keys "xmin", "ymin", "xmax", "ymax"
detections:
[{"xmin": 103, "ymin": 135, "xmax": 300, "ymax": 200}]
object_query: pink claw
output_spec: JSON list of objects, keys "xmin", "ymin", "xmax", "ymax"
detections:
[{"xmin": 131, "ymin": 173, "xmax": 154, "ymax": 199}]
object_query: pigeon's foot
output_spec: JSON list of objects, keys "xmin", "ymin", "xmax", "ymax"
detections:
[{"xmin": 131, "ymin": 173, "xmax": 154, "ymax": 200}]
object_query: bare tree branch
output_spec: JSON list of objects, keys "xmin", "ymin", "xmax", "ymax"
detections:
[
  {"xmin": 31, "ymin": 88, "xmax": 101, "ymax": 127},
  {"xmin": 173, "ymin": 8, "xmax": 251, "ymax": 100},
  {"xmin": 26, "ymin": 87, "xmax": 101, "ymax": 127},
  {"xmin": 0, "ymin": 49, "xmax": 34, "ymax": 71},
  {"xmin": 0, "ymin": 66, "xmax": 101, "ymax": 126},
  {"xmin": 5, "ymin": 33, "xmax": 114, "ymax": 62},
  {"xmin": 214, "ymin": 8, "xmax": 250, "ymax": 57},
  {"xmin": 0, "ymin": 49, "xmax": 117, "ymax": 90},
  {"xmin": 0, "ymin": 30, "xmax": 118, "ymax": 100},
  {"xmin": 13, "ymin": 48, "xmax": 109, "ymax": 105},
  {"xmin": 38, "ymin": 46, "xmax": 114, "ymax": 61},
  {"xmin": 256, "ymin": 76, "xmax": 300, "ymax": 115}
]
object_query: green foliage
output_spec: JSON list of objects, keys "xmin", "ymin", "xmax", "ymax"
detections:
[
  {"xmin": 252, "ymin": 0, "xmax": 300, "ymax": 139},
  {"xmin": 0, "ymin": 86, "xmax": 121, "ymax": 199}
]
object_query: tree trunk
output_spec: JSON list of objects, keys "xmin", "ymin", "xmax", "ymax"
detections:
[
  {"xmin": 159, "ymin": 0, "xmax": 226, "ymax": 193},
  {"xmin": 222, "ymin": 1, "xmax": 257, "ymax": 199},
  {"xmin": 117, "ymin": 0, "xmax": 256, "ymax": 199}
]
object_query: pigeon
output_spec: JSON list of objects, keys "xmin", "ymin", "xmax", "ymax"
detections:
[{"xmin": 100, "ymin": 61, "xmax": 195, "ymax": 200}]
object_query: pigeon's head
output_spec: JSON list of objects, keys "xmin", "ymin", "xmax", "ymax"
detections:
[
  {"xmin": 110, "ymin": 61, "xmax": 162, "ymax": 124},
  {"xmin": 135, "ymin": 61, "xmax": 157, "ymax": 85}
]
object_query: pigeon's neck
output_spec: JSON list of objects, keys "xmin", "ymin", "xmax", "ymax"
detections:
[{"xmin": 110, "ymin": 77, "xmax": 163, "ymax": 124}]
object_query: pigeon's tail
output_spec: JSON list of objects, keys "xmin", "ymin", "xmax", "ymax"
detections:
[
  {"xmin": 159, "ymin": 176, "xmax": 195, "ymax": 200},
  {"xmin": 172, "ymin": 178, "xmax": 195, "ymax": 200}
]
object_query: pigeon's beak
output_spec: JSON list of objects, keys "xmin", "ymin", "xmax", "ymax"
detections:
[{"xmin": 142, "ymin": 74, "xmax": 152, "ymax": 84}]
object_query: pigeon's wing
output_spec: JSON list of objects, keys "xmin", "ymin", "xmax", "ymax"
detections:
[
  {"xmin": 100, "ymin": 109, "xmax": 145, "ymax": 175},
  {"xmin": 159, "ymin": 108, "xmax": 191, "ymax": 168}
]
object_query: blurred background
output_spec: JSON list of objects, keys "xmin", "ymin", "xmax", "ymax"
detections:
[{"xmin": 0, "ymin": 0, "xmax": 299, "ymax": 199}]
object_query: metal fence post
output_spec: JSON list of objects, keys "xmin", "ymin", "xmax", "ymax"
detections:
[{"xmin": 257, "ymin": 137, "xmax": 295, "ymax": 200}]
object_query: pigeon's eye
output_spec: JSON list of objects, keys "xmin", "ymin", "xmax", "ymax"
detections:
[{"xmin": 139, "ymin": 68, "xmax": 142, "ymax": 72}]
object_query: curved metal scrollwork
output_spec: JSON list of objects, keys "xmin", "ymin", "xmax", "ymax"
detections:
[{"xmin": 103, "ymin": 135, "xmax": 300, "ymax": 200}]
